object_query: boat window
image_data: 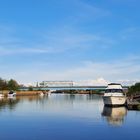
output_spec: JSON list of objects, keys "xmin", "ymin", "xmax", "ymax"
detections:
[
  {"xmin": 9, "ymin": 91, "xmax": 14, "ymax": 94},
  {"xmin": 105, "ymin": 89, "xmax": 123, "ymax": 93}
]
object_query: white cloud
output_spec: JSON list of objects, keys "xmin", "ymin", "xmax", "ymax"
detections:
[
  {"xmin": 3, "ymin": 55, "xmax": 139, "ymax": 86},
  {"xmin": 74, "ymin": 78, "xmax": 109, "ymax": 86},
  {"xmin": 0, "ymin": 46, "xmax": 50, "ymax": 55},
  {"xmin": 117, "ymin": 79, "xmax": 140, "ymax": 86}
]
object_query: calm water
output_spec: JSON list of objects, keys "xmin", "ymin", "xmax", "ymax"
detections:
[{"xmin": 0, "ymin": 94, "xmax": 140, "ymax": 140}]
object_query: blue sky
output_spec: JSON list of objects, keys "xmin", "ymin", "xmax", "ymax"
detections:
[{"xmin": 0, "ymin": 0, "xmax": 140, "ymax": 85}]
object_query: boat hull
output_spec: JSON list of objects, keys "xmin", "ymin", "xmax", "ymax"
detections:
[
  {"xmin": 8, "ymin": 93, "xmax": 16, "ymax": 98},
  {"xmin": 103, "ymin": 96, "xmax": 126, "ymax": 106}
]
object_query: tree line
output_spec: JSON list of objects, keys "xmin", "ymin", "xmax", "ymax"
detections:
[
  {"xmin": 128, "ymin": 82, "xmax": 140, "ymax": 96},
  {"xmin": 0, "ymin": 78, "xmax": 19, "ymax": 91}
]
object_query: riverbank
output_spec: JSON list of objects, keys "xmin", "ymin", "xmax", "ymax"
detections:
[
  {"xmin": 0, "ymin": 90, "xmax": 48, "ymax": 96},
  {"xmin": 51, "ymin": 89, "xmax": 104, "ymax": 94},
  {"xmin": 0, "ymin": 89, "xmax": 104, "ymax": 96}
]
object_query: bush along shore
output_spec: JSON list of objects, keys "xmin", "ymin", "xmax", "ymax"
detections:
[
  {"xmin": 126, "ymin": 83, "xmax": 140, "ymax": 110},
  {"xmin": 51, "ymin": 89, "xmax": 104, "ymax": 94},
  {"xmin": 0, "ymin": 90, "xmax": 49, "ymax": 97},
  {"xmin": 0, "ymin": 77, "xmax": 49, "ymax": 96},
  {"xmin": 0, "ymin": 78, "xmax": 19, "ymax": 91},
  {"xmin": 127, "ymin": 83, "xmax": 140, "ymax": 97}
]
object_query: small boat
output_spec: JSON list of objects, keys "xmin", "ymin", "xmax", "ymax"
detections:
[
  {"xmin": 39, "ymin": 91, "xmax": 44, "ymax": 96},
  {"xmin": 8, "ymin": 91, "xmax": 16, "ymax": 98},
  {"xmin": 103, "ymin": 83, "xmax": 126, "ymax": 106},
  {"xmin": 0, "ymin": 94, "xmax": 4, "ymax": 98}
]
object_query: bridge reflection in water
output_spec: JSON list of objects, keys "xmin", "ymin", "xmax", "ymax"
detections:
[{"xmin": 102, "ymin": 106, "xmax": 127, "ymax": 126}]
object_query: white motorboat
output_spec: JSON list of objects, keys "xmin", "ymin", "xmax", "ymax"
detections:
[
  {"xmin": 39, "ymin": 91, "xmax": 44, "ymax": 96},
  {"xmin": 103, "ymin": 83, "xmax": 126, "ymax": 106},
  {"xmin": 8, "ymin": 91, "xmax": 16, "ymax": 98}
]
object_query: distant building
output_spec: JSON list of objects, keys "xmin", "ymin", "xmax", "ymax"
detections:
[{"xmin": 39, "ymin": 81, "xmax": 73, "ymax": 87}]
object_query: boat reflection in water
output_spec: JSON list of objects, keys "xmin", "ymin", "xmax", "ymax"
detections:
[
  {"xmin": 102, "ymin": 106, "xmax": 127, "ymax": 126},
  {"xmin": 0, "ymin": 95, "xmax": 48, "ymax": 110},
  {"xmin": 0, "ymin": 97, "xmax": 19, "ymax": 110}
]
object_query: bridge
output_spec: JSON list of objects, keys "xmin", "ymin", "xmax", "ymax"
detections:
[{"xmin": 20, "ymin": 86, "xmax": 129, "ymax": 91}]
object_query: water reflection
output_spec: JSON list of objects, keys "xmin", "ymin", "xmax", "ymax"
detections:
[
  {"xmin": 0, "ymin": 95, "xmax": 49, "ymax": 111},
  {"xmin": 102, "ymin": 106, "xmax": 127, "ymax": 126},
  {"xmin": 0, "ymin": 97, "xmax": 20, "ymax": 110},
  {"xmin": 0, "ymin": 94, "xmax": 134, "ymax": 127}
]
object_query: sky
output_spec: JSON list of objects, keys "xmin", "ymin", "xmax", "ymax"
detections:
[{"xmin": 0, "ymin": 0, "xmax": 140, "ymax": 86}]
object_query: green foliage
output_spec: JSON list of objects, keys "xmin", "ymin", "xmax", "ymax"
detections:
[
  {"xmin": 7, "ymin": 79, "xmax": 19, "ymax": 90},
  {"xmin": 0, "ymin": 78, "xmax": 8, "ymax": 90},
  {"xmin": 0, "ymin": 77, "xmax": 19, "ymax": 91},
  {"xmin": 128, "ymin": 82, "xmax": 140, "ymax": 95},
  {"xmin": 28, "ymin": 86, "xmax": 33, "ymax": 91}
]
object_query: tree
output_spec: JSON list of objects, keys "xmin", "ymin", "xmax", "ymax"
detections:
[
  {"xmin": 128, "ymin": 82, "xmax": 140, "ymax": 96},
  {"xmin": 28, "ymin": 86, "xmax": 33, "ymax": 91},
  {"xmin": 7, "ymin": 79, "xmax": 19, "ymax": 91},
  {"xmin": 0, "ymin": 78, "xmax": 8, "ymax": 90}
]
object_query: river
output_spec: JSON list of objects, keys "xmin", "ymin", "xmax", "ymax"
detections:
[{"xmin": 0, "ymin": 94, "xmax": 139, "ymax": 140}]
